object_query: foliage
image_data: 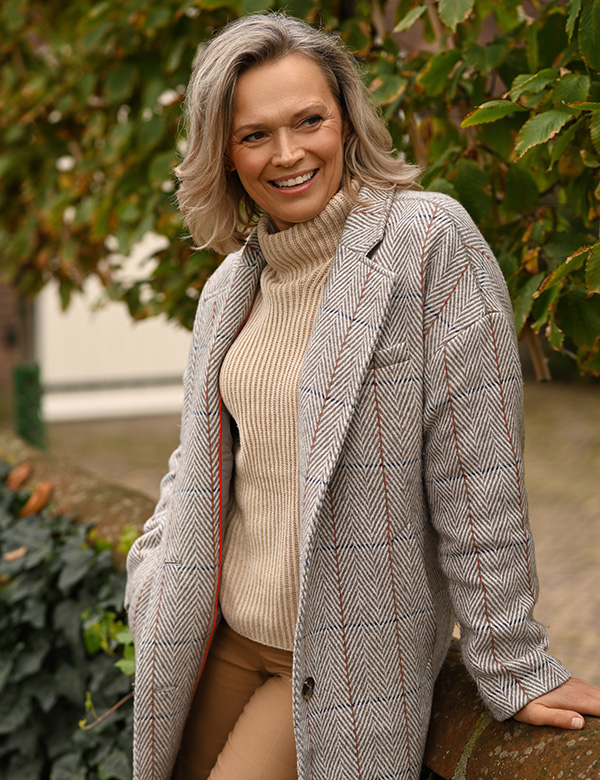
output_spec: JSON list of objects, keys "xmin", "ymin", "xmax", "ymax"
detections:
[
  {"xmin": 0, "ymin": 460, "xmax": 133, "ymax": 780},
  {"xmin": 1, "ymin": 0, "xmax": 599, "ymax": 373}
]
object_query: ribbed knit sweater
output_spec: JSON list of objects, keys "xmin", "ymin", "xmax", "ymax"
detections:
[{"xmin": 219, "ymin": 189, "xmax": 354, "ymax": 649}]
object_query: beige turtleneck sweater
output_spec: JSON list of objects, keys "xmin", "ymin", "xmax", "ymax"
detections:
[{"xmin": 219, "ymin": 189, "xmax": 354, "ymax": 650}]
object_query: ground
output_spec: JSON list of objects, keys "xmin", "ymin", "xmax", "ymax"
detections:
[{"xmin": 45, "ymin": 378, "xmax": 600, "ymax": 685}]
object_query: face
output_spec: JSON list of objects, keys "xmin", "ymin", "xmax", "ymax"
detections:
[{"xmin": 228, "ymin": 53, "xmax": 347, "ymax": 231}]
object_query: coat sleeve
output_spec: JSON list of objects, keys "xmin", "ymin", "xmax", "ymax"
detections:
[
  {"xmin": 124, "ymin": 441, "xmax": 182, "ymax": 645},
  {"xmin": 421, "ymin": 199, "xmax": 571, "ymax": 720}
]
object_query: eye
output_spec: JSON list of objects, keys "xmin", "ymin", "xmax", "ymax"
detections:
[
  {"xmin": 241, "ymin": 130, "xmax": 266, "ymax": 143},
  {"xmin": 301, "ymin": 115, "xmax": 322, "ymax": 128}
]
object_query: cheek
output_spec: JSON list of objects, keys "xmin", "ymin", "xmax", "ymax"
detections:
[{"xmin": 231, "ymin": 150, "xmax": 264, "ymax": 189}]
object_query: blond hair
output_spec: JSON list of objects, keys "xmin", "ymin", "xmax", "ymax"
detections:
[{"xmin": 175, "ymin": 12, "xmax": 420, "ymax": 254}]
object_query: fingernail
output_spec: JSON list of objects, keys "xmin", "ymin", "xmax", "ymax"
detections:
[{"xmin": 571, "ymin": 716, "xmax": 584, "ymax": 729}]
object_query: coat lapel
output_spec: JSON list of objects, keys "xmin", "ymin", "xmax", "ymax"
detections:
[
  {"xmin": 201, "ymin": 232, "xmax": 266, "ymax": 377},
  {"xmin": 297, "ymin": 187, "xmax": 396, "ymax": 552}
]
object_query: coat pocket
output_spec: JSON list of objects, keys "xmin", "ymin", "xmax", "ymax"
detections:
[{"xmin": 372, "ymin": 340, "xmax": 408, "ymax": 369}]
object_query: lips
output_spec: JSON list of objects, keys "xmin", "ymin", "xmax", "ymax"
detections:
[{"xmin": 271, "ymin": 170, "xmax": 317, "ymax": 189}]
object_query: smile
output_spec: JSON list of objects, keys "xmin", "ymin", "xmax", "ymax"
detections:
[{"xmin": 271, "ymin": 170, "xmax": 317, "ymax": 189}]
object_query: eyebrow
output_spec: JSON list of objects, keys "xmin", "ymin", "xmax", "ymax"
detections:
[{"xmin": 231, "ymin": 102, "xmax": 328, "ymax": 137}]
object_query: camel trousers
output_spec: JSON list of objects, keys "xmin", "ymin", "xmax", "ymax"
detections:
[{"xmin": 173, "ymin": 621, "xmax": 298, "ymax": 780}]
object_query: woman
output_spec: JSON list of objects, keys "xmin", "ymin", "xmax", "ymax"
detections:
[{"xmin": 125, "ymin": 12, "xmax": 600, "ymax": 780}]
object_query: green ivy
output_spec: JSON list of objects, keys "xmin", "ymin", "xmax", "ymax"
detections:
[{"xmin": 0, "ymin": 461, "xmax": 133, "ymax": 780}]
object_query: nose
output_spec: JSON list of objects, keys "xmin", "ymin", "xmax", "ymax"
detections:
[{"xmin": 271, "ymin": 130, "xmax": 304, "ymax": 167}]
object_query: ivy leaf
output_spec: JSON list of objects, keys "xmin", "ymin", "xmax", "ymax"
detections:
[
  {"xmin": 439, "ymin": 0, "xmax": 475, "ymax": 31},
  {"xmin": 514, "ymin": 110, "xmax": 573, "ymax": 159},
  {"xmin": 393, "ymin": 5, "xmax": 427, "ymax": 32},
  {"xmin": 567, "ymin": 0, "xmax": 582, "ymax": 40},
  {"xmin": 98, "ymin": 749, "xmax": 131, "ymax": 780},
  {"xmin": 578, "ymin": 0, "xmax": 600, "ymax": 70},
  {"xmin": 50, "ymin": 752, "xmax": 86, "ymax": 780},
  {"xmin": 461, "ymin": 99, "xmax": 528, "ymax": 127},
  {"xmin": 585, "ymin": 241, "xmax": 600, "ymax": 295}
]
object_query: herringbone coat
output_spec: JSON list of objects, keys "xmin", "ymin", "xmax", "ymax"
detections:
[{"xmin": 125, "ymin": 188, "xmax": 570, "ymax": 780}]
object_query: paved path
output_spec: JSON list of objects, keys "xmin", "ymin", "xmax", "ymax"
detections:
[{"xmin": 47, "ymin": 379, "xmax": 600, "ymax": 685}]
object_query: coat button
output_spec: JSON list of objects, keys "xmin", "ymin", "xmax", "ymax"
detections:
[{"xmin": 301, "ymin": 677, "xmax": 315, "ymax": 701}]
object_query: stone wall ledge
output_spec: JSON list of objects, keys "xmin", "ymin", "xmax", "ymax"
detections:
[{"xmin": 424, "ymin": 640, "xmax": 600, "ymax": 779}]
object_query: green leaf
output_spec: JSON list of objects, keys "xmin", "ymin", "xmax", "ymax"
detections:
[
  {"xmin": 418, "ymin": 50, "xmax": 461, "ymax": 96},
  {"xmin": 137, "ymin": 115, "xmax": 167, "ymax": 150},
  {"xmin": 461, "ymin": 99, "xmax": 527, "ymax": 127},
  {"xmin": 513, "ymin": 273, "xmax": 545, "ymax": 335},
  {"xmin": 439, "ymin": 0, "xmax": 475, "ymax": 30},
  {"xmin": 369, "ymin": 74, "xmax": 406, "ymax": 105},
  {"xmin": 590, "ymin": 111, "xmax": 600, "ymax": 155},
  {"xmin": 556, "ymin": 286, "xmax": 600, "ymax": 348},
  {"xmin": 340, "ymin": 18, "xmax": 372, "ymax": 56},
  {"xmin": 552, "ymin": 74, "xmax": 589, "ymax": 109},
  {"xmin": 531, "ymin": 285, "xmax": 561, "ymax": 332},
  {"xmin": 462, "ymin": 43, "xmax": 508, "ymax": 74},
  {"xmin": 503, "ymin": 166, "xmax": 538, "ymax": 213},
  {"xmin": 453, "ymin": 158, "xmax": 493, "ymax": 224},
  {"xmin": 578, "ymin": 1, "xmax": 600, "ymax": 70},
  {"xmin": 515, "ymin": 110, "xmax": 573, "ymax": 159},
  {"xmin": 393, "ymin": 5, "xmax": 427, "ymax": 32},
  {"xmin": 549, "ymin": 117, "xmax": 584, "ymax": 167},
  {"xmin": 103, "ymin": 63, "xmax": 138, "ymax": 104},
  {"xmin": 50, "ymin": 751, "xmax": 86, "ymax": 780},
  {"xmin": 98, "ymin": 749, "xmax": 131, "ymax": 780},
  {"xmin": 539, "ymin": 245, "xmax": 589, "ymax": 292},
  {"xmin": 585, "ymin": 241, "xmax": 600, "ymax": 295},
  {"xmin": 508, "ymin": 69, "xmax": 557, "ymax": 102},
  {"xmin": 567, "ymin": 102, "xmax": 600, "ymax": 110},
  {"xmin": 526, "ymin": 21, "xmax": 539, "ymax": 72},
  {"xmin": 546, "ymin": 313, "xmax": 565, "ymax": 349},
  {"xmin": 114, "ymin": 657, "xmax": 136, "ymax": 676},
  {"xmin": 567, "ymin": 0, "xmax": 582, "ymax": 40}
]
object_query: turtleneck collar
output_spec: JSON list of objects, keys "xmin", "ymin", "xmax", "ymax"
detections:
[{"xmin": 256, "ymin": 186, "xmax": 355, "ymax": 275}]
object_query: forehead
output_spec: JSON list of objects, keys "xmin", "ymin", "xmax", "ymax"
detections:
[{"xmin": 232, "ymin": 53, "xmax": 338, "ymax": 125}]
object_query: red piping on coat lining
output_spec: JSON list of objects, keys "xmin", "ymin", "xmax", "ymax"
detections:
[
  {"xmin": 193, "ymin": 302, "xmax": 255, "ymax": 696},
  {"xmin": 193, "ymin": 396, "xmax": 224, "ymax": 696}
]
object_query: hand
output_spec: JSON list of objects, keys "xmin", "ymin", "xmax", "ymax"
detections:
[{"xmin": 514, "ymin": 678, "xmax": 600, "ymax": 729}]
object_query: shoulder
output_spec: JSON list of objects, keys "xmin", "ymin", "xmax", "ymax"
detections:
[
  {"xmin": 387, "ymin": 189, "xmax": 488, "ymax": 251},
  {"xmin": 199, "ymin": 248, "xmax": 244, "ymax": 302}
]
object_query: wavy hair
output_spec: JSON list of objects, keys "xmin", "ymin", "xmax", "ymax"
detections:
[{"xmin": 174, "ymin": 12, "xmax": 420, "ymax": 254}]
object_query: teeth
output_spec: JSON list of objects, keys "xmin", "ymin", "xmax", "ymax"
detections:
[{"xmin": 273, "ymin": 171, "xmax": 315, "ymax": 188}]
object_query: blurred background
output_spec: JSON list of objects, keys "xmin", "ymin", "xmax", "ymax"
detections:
[{"xmin": 0, "ymin": 0, "xmax": 599, "ymax": 777}]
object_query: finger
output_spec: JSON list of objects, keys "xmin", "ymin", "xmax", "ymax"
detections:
[{"xmin": 514, "ymin": 705, "xmax": 585, "ymax": 730}]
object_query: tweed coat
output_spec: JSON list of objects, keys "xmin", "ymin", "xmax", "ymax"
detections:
[{"xmin": 125, "ymin": 187, "xmax": 570, "ymax": 780}]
